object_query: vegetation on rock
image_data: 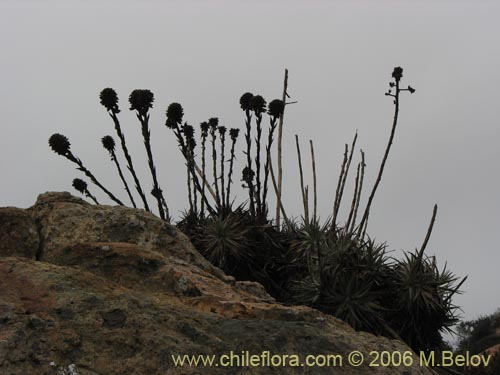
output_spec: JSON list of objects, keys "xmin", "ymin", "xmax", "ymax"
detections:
[{"xmin": 48, "ymin": 67, "xmax": 466, "ymax": 352}]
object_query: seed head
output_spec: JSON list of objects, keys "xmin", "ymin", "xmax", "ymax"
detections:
[
  {"xmin": 208, "ymin": 117, "xmax": 219, "ymax": 130},
  {"xmin": 242, "ymin": 167, "xmax": 255, "ymax": 184},
  {"xmin": 268, "ymin": 99, "xmax": 285, "ymax": 118},
  {"xmin": 200, "ymin": 121, "xmax": 209, "ymax": 135},
  {"xmin": 129, "ymin": 89, "xmax": 154, "ymax": 115},
  {"xmin": 101, "ymin": 135, "xmax": 115, "ymax": 152},
  {"xmin": 182, "ymin": 124, "xmax": 195, "ymax": 139},
  {"xmin": 239, "ymin": 92, "xmax": 254, "ymax": 111},
  {"xmin": 49, "ymin": 133, "xmax": 71, "ymax": 156},
  {"xmin": 166, "ymin": 102, "xmax": 184, "ymax": 128},
  {"xmin": 72, "ymin": 178, "xmax": 87, "ymax": 193},
  {"xmin": 250, "ymin": 95, "xmax": 266, "ymax": 114},
  {"xmin": 392, "ymin": 67, "xmax": 403, "ymax": 82},
  {"xmin": 99, "ymin": 88, "xmax": 120, "ymax": 113},
  {"xmin": 229, "ymin": 128, "xmax": 240, "ymax": 141},
  {"xmin": 218, "ymin": 126, "xmax": 227, "ymax": 136}
]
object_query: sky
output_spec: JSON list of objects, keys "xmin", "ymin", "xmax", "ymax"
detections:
[{"xmin": 1, "ymin": 0, "xmax": 499, "ymax": 338}]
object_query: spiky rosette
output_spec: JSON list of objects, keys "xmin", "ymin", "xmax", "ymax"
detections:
[
  {"xmin": 239, "ymin": 92, "xmax": 254, "ymax": 111},
  {"xmin": 196, "ymin": 213, "xmax": 252, "ymax": 271},
  {"xmin": 268, "ymin": 99, "xmax": 285, "ymax": 118},
  {"xmin": 101, "ymin": 135, "xmax": 115, "ymax": 152},
  {"xmin": 99, "ymin": 88, "xmax": 120, "ymax": 113},
  {"xmin": 129, "ymin": 89, "xmax": 154, "ymax": 115},
  {"xmin": 49, "ymin": 133, "xmax": 71, "ymax": 156}
]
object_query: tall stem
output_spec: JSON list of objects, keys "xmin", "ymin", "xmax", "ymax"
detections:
[
  {"xmin": 295, "ymin": 135, "xmax": 309, "ymax": 224},
  {"xmin": 254, "ymin": 112, "xmax": 263, "ymax": 218},
  {"xmin": 219, "ymin": 129, "xmax": 226, "ymax": 209},
  {"xmin": 226, "ymin": 138, "xmax": 237, "ymax": 208},
  {"xmin": 262, "ymin": 117, "xmax": 278, "ymax": 218},
  {"xmin": 109, "ymin": 111, "xmax": 150, "ymax": 211},
  {"xmin": 210, "ymin": 126, "xmax": 221, "ymax": 210},
  {"xmin": 276, "ymin": 69, "xmax": 288, "ymax": 227},
  {"xmin": 358, "ymin": 80, "xmax": 401, "ymax": 235},
  {"xmin": 66, "ymin": 153, "xmax": 123, "ymax": 206},
  {"xmin": 110, "ymin": 149, "xmax": 136, "ymax": 208},
  {"xmin": 139, "ymin": 113, "xmax": 167, "ymax": 221},
  {"xmin": 244, "ymin": 109, "xmax": 255, "ymax": 217}
]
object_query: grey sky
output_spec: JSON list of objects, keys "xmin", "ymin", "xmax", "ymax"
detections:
[{"xmin": 1, "ymin": 0, "xmax": 499, "ymax": 332}]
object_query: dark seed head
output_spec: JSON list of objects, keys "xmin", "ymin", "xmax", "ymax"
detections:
[
  {"xmin": 250, "ymin": 95, "xmax": 267, "ymax": 114},
  {"xmin": 242, "ymin": 167, "xmax": 255, "ymax": 184},
  {"xmin": 182, "ymin": 124, "xmax": 195, "ymax": 139},
  {"xmin": 392, "ymin": 67, "xmax": 403, "ymax": 82},
  {"xmin": 200, "ymin": 121, "xmax": 209, "ymax": 135},
  {"xmin": 166, "ymin": 102, "xmax": 184, "ymax": 127},
  {"xmin": 72, "ymin": 178, "xmax": 87, "ymax": 193},
  {"xmin": 208, "ymin": 117, "xmax": 219, "ymax": 130},
  {"xmin": 268, "ymin": 99, "xmax": 285, "ymax": 118},
  {"xmin": 229, "ymin": 128, "xmax": 240, "ymax": 141},
  {"xmin": 49, "ymin": 133, "xmax": 71, "ymax": 156},
  {"xmin": 239, "ymin": 92, "xmax": 254, "ymax": 111},
  {"xmin": 129, "ymin": 89, "xmax": 154, "ymax": 115},
  {"xmin": 99, "ymin": 88, "xmax": 120, "ymax": 113},
  {"xmin": 101, "ymin": 135, "xmax": 115, "ymax": 152},
  {"xmin": 218, "ymin": 126, "xmax": 227, "ymax": 136},
  {"xmin": 408, "ymin": 85, "xmax": 416, "ymax": 94}
]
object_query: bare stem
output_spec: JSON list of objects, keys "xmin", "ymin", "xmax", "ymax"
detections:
[
  {"xmin": 109, "ymin": 112, "xmax": 150, "ymax": 211},
  {"xmin": 359, "ymin": 79, "xmax": 401, "ymax": 233},
  {"xmin": 276, "ymin": 68, "xmax": 288, "ymax": 227},
  {"xmin": 295, "ymin": 134, "xmax": 309, "ymax": 224},
  {"xmin": 309, "ymin": 140, "xmax": 318, "ymax": 223}
]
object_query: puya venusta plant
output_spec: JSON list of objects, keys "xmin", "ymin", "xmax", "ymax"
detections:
[
  {"xmin": 48, "ymin": 67, "xmax": 466, "ymax": 354},
  {"xmin": 49, "ymin": 133, "xmax": 123, "ymax": 205},
  {"xmin": 99, "ymin": 88, "xmax": 150, "ymax": 212}
]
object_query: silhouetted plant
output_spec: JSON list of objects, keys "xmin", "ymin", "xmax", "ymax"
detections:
[
  {"xmin": 199, "ymin": 121, "xmax": 210, "ymax": 216},
  {"xmin": 48, "ymin": 67, "xmax": 466, "ymax": 355},
  {"xmin": 49, "ymin": 133, "xmax": 123, "ymax": 205},
  {"xmin": 261, "ymin": 99, "xmax": 284, "ymax": 219},
  {"xmin": 99, "ymin": 88, "xmax": 150, "ymax": 212},
  {"xmin": 240, "ymin": 92, "xmax": 255, "ymax": 217},
  {"xmin": 218, "ymin": 126, "xmax": 227, "ymax": 209},
  {"xmin": 129, "ymin": 89, "xmax": 168, "ymax": 221},
  {"xmin": 250, "ymin": 95, "xmax": 267, "ymax": 219},
  {"xmin": 208, "ymin": 117, "xmax": 222, "ymax": 210},
  {"xmin": 101, "ymin": 135, "xmax": 136, "ymax": 207},
  {"xmin": 226, "ymin": 128, "xmax": 240, "ymax": 208},
  {"xmin": 357, "ymin": 67, "xmax": 415, "ymax": 237},
  {"xmin": 166, "ymin": 103, "xmax": 215, "ymax": 215},
  {"xmin": 72, "ymin": 178, "xmax": 99, "ymax": 204}
]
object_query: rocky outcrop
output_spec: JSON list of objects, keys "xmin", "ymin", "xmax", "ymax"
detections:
[{"xmin": 0, "ymin": 192, "xmax": 434, "ymax": 375}]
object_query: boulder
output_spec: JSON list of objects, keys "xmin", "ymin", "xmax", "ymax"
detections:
[{"xmin": 0, "ymin": 192, "xmax": 434, "ymax": 375}]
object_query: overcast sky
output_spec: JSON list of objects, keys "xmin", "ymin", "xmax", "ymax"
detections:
[{"xmin": 1, "ymin": 0, "xmax": 499, "ymax": 334}]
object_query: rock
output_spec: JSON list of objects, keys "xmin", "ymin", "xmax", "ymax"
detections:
[
  {"xmin": 28, "ymin": 192, "xmax": 229, "ymax": 281},
  {"xmin": 0, "ymin": 192, "xmax": 434, "ymax": 374},
  {"xmin": 0, "ymin": 207, "xmax": 39, "ymax": 259}
]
